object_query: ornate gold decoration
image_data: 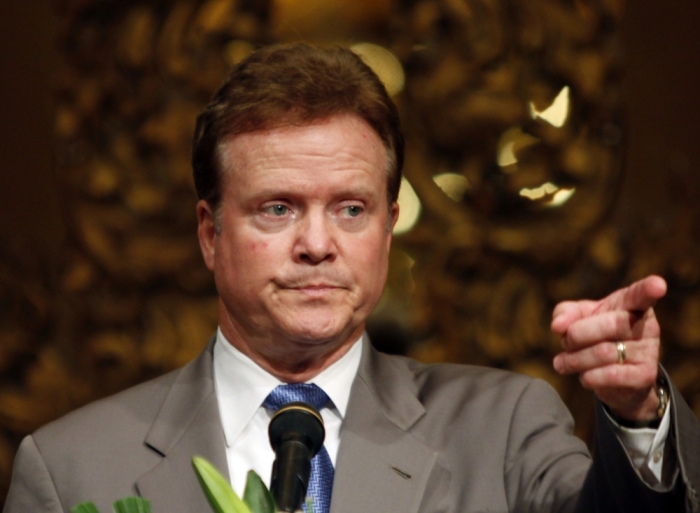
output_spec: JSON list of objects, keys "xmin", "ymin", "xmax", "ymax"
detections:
[{"xmin": 2, "ymin": 0, "xmax": 699, "ymax": 505}]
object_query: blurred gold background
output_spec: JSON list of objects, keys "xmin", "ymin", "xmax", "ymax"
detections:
[{"xmin": 1, "ymin": 0, "xmax": 700, "ymax": 506}]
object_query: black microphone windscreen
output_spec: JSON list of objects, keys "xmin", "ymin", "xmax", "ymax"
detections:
[{"xmin": 268, "ymin": 402, "xmax": 325, "ymax": 456}]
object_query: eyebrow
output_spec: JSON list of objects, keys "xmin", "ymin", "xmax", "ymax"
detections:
[{"xmin": 247, "ymin": 185, "xmax": 381, "ymax": 203}]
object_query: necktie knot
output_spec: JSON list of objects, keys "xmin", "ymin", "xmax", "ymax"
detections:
[{"xmin": 263, "ymin": 383, "xmax": 331, "ymax": 412}]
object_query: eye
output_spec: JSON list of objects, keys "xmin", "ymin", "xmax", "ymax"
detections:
[
  {"xmin": 264, "ymin": 204, "xmax": 289, "ymax": 216},
  {"xmin": 342, "ymin": 205, "xmax": 363, "ymax": 217}
]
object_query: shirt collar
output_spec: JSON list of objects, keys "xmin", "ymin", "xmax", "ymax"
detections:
[{"xmin": 213, "ymin": 328, "xmax": 363, "ymax": 448}]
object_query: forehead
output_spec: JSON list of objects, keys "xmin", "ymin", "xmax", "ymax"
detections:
[{"xmin": 217, "ymin": 115, "xmax": 390, "ymax": 188}]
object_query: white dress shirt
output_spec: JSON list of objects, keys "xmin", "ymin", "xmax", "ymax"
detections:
[
  {"xmin": 213, "ymin": 328, "xmax": 362, "ymax": 497},
  {"xmin": 213, "ymin": 328, "xmax": 671, "ymax": 495},
  {"xmin": 607, "ymin": 400, "xmax": 671, "ymax": 487}
]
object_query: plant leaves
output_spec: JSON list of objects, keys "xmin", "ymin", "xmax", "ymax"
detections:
[
  {"xmin": 192, "ymin": 455, "xmax": 251, "ymax": 513},
  {"xmin": 71, "ymin": 502, "xmax": 101, "ymax": 513},
  {"xmin": 243, "ymin": 470, "xmax": 275, "ymax": 513},
  {"xmin": 112, "ymin": 497, "xmax": 152, "ymax": 513}
]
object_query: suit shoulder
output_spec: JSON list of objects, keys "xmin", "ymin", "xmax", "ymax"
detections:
[
  {"xmin": 377, "ymin": 351, "xmax": 555, "ymax": 408},
  {"xmin": 32, "ymin": 366, "xmax": 181, "ymax": 449},
  {"xmin": 384, "ymin": 352, "xmax": 533, "ymax": 387}
]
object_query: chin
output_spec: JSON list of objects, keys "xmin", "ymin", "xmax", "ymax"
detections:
[
  {"xmin": 267, "ymin": 298, "xmax": 369, "ymax": 342},
  {"xmin": 278, "ymin": 314, "xmax": 355, "ymax": 345}
]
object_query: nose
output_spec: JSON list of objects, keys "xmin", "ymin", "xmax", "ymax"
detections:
[{"xmin": 293, "ymin": 209, "xmax": 337, "ymax": 265}]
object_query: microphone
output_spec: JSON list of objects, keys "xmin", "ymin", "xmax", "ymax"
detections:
[{"xmin": 268, "ymin": 402, "xmax": 326, "ymax": 513}]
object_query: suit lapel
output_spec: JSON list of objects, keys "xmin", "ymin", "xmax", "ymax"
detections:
[
  {"xmin": 136, "ymin": 339, "xmax": 229, "ymax": 513},
  {"xmin": 132, "ymin": 337, "xmax": 442, "ymax": 513},
  {"xmin": 331, "ymin": 343, "xmax": 441, "ymax": 513}
]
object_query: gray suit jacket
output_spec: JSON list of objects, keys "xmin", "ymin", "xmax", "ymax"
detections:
[{"xmin": 4, "ymin": 339, "xmax": 700, "ymax": 513}]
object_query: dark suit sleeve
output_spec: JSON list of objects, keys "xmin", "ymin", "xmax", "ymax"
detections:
[
  {"xmin": 577, "ymin": 371, "xmax": 700, "ymax": 513},
  {"xmin": 672, "ymin": 378, "xmax": 700, "ymax": 512},
  {"xmin": 3, "ymin": 435, "xmax": 65, "ymax": 513}
]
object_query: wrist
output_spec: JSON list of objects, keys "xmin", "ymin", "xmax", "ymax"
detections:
[{"xmin": 608, "ymin": 375, "xmax": 669, "ymax": 429}]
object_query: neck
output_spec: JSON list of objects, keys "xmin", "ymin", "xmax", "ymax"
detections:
[{"xmin": 219, "ymin": 325, "xmax": 363, "ymax": 383}]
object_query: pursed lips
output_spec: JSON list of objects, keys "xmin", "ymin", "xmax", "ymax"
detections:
[
  {"xmin": 277, "ymin": 282, "xmax": 346, "ymax": 298},
  {"xmin": 292, "ymin": 284, "xmax": 340, "ymax": 293}
]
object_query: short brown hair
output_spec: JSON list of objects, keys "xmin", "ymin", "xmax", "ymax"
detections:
[{"xmin": 192, "ymin": 43, "xmax": 404, "ymax": 210}]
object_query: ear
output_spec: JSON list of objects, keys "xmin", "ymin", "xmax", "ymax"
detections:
[
  {"xmin": 386, "ymin": 201, "xmax": 399, "ymax": 246},
  {"xmin": 390, "ymin": 201, "xmax": 400, "ymax": 229},
  {"xmin": 197, "ymin": 200, "xmax": 217, "ymax": 271}
]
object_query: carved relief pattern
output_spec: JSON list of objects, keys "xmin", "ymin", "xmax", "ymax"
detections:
[{"xmin": 1, "ymin": 0, "xmax": 699, "ymax": 504}]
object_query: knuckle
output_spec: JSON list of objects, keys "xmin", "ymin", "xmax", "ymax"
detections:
[
  {"xmin": 614, "ymin": 311, "xmax": 631, "ymax": 335},
  {"xmin": 560, "ymin": 334, "xmax": 574, "ymax": 352},
  {"xmin": 592, "ymin": 343, "xmax": 608, "ymax": 360},
  {"xmin": 607, "ymin": 364, "xmax": 622, "ymax": 384},
  {"xmin": 559, "ymin": 355, "xmax": 574, "ymax": 373},
  {"xmin": 648, "ymin": 342, "xmax": 660, "ymax": 360},
  {"xmin": 579, "ymin": 371, "xmax": 596, "ymax": 390},
  {"xmin": 567, "ymin": 324, "xmax": 583, "ymax": 345},
  {"xmin": 640, "ymin": 365, "xmax": 657, "ymax": 386},
  {"xmin": 646, "ymin": 321, "xmax": 661, "ymax": 338},
  {"xmin": 578, "ymin": 373, "xmax": 590, "ymax": 388},
  {"xmin": 553, "ymin": 301, "xmax": 573, "ymax": 318}
]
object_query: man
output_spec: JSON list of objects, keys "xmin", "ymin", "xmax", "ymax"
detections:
[{"xmin": 4, "ymin": 44, "xmax": 700, "ymax": 513}]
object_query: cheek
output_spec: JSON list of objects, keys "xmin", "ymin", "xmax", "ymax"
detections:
[
  {"xmin": 221, "ymin": 231, "xmax": 270, "ymax": 259},
  {"xmin": 234, "ymin": 240, "xmax": 274, "ymax": 279},
  {"xmin": 215, "ymin": 235, "xmax": 271, "ymax": 279},
  {"xmin": 247, "ymin": 241, "xmax": 269, "ymax": 252},
  {"xmin": 216, "ymin": 243, "xmax": 271, "ymax": 298}
]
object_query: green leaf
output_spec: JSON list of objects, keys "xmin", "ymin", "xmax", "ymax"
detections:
[
  {"xmin": 243, "ymin": 470, "xmax": 275, "ymax": 513},
  {"xmin": 71, "ymin": 502, "xmax": 101, "ymax": 513},
  {"xmin": 192, "ymin": 456, "xmax": 251, "ymax": 513},
  {"xmin": 112, "ymin": 497, "xmax": 152, "ymax": 513}
]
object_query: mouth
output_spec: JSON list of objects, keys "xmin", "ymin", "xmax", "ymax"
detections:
[
  {"xmin": 280, "ymin": 282, "xmax": 345, "ymax": 299},
  {"xmin": 293, "ymin": 284, "xmax": 340, "ymax": 294}
]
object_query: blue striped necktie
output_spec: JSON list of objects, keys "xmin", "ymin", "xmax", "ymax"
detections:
[{"xmin": 263, "ymin": 383, "xmax": 334, "ymax": 513}]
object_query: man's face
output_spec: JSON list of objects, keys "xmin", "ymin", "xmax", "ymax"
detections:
[{"xmin": 197, "ymin": 114, "xmax": 398, "ymax": 371}]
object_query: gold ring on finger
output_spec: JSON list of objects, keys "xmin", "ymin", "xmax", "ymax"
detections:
[{"xmin": 616, "ymin": 340, "xmax": 627, "ymax": 365}]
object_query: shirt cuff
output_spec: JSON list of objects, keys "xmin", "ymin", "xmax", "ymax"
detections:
[{"xmin": 606, "ymin": 396, "xmax": 671, "ymax": 486}]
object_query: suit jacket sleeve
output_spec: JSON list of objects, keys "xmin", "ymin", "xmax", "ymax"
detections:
[
  {"xmin": 577, "ymin": 368, "xmax": 700, "ymax": 513},
  {"xmin": 4, "ymin": 435, "xmax": 64, "ymax": 513}
]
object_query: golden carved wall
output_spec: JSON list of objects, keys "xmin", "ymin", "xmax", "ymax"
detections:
[{"xmin": 1, "ymin": 0, "xmax": 699, "ymax": 505}]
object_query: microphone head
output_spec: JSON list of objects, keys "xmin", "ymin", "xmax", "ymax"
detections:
[{"xmin": 268, "ymin": 402, "xmax": 325, "ymax": 457}]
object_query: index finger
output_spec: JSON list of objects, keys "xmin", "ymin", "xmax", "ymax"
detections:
[{"xmin": 600, "ymin": 275, "xmax": 667, "ymax": 314}]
